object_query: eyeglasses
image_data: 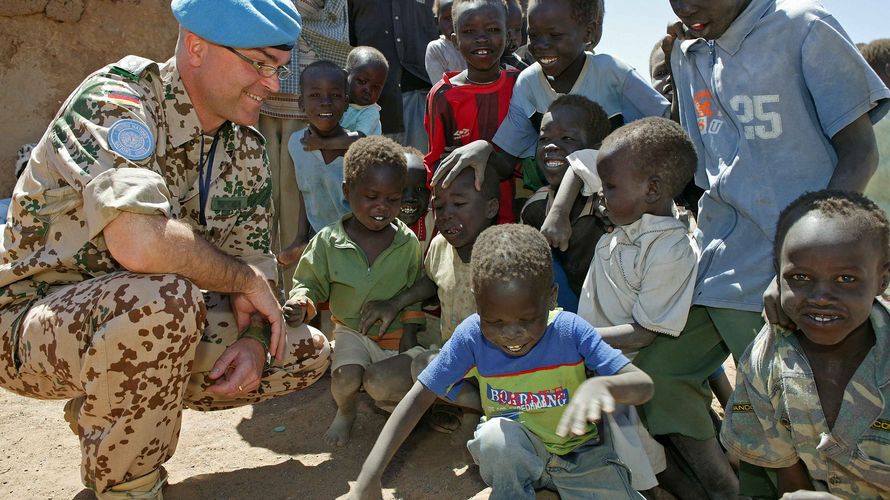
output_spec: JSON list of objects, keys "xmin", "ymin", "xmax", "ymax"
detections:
[{"xmin": 224, "ymin": 46, "xmax": 292, "ymax": 81}]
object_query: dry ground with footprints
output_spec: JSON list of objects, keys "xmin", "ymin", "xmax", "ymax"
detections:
[{"xmin": 0, "ymin": 359, "xmax": 733, "ymax": 499}]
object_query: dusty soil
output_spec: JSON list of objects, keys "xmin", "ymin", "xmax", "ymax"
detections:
[{"xmin": 0, "ymin": 357, "xmax": 735, "ymax": 499}]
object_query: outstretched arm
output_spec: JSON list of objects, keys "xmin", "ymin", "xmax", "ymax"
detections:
[
  {"xmin": 541, "ymin": 169, "xmax": 583, "ymax": 251},
  {"xmin": 595, "ymin": 322, "xmax": 658, "ymax": 352},
  {"xmin": 351, "ymin": 382, "xmax": 438, "ymax": 498}
]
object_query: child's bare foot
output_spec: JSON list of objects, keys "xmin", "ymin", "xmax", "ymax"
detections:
[{"xmin": 324, "ymin": 409, "xmax": 356, "ymax": 447}]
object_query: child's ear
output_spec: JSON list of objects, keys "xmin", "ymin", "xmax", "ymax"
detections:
[
  {"xmin": 645, "ymin": 175, "xmax": 662, "ymax": 204},
  {"xmin": 548, "ymin": 283, "xmax": 558, "ymax": 310},
  {"xmin": 484, "ymin": 197, "xmax": 499, "ymax": 219},
  {"xmin": 877, "ymin": 260, "xmax": 890, "ymax": 296}
]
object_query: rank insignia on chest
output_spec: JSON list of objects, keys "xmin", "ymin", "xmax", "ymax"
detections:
[{"xmin": 211, "ymin": 196, "xmax": 248, "ymax": 212}]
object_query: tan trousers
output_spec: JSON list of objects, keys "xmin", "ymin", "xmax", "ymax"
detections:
[
  {"xmin": 0, "ymin": 272, "xmax": 330, "ymax": 493},
  {"xmin": 258, "ymin": 114, "xmax": 308, "ymax": 295}
]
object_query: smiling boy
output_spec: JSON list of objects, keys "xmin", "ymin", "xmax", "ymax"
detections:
[
  {"xmin": 351, "ymin": 224, "xmax": 653, "ymax": 499},
  {"xmin": 722, "ymin": 191, "xmax": 890, "ymax": 499}
]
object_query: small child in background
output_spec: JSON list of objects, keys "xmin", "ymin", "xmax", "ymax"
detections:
[
  {"xmin": 572, "ymin": 117, "xmax": 732, "ymax": 496},
  {"xmin": 351, "ymin": 224, "xmax": 654, "ymax": 499},
  {"xmin": 285, "ymin": 136, "xmax": 426, "ymax": 447},
  {"xmin": 341, "ymin": 46, "xmax": 388, "ymax": 136},
  {"xmin": 280, "ymin": 61, "xmax": 353, "ymax": 267},
  {"xmin": 398, "ymin": 148, "xmax": 434, "ymax": 257},
  {"xmin": 500, "ymin": 0, "xmax": 528, "ymax": 71},
  {"xmin": 520, "ymin": 95, "xmax": 611, "ymax": 312},
  {"xmin": 722, "ymin": 190, "xmax": 890, "ymax": 499},
  {"xmin": 298, "ymin": 47, "xmax": 388, "ymax": 153},
  {"xmin": 425, "ymin": 0, "xmax": 467, "ymax": 84}
]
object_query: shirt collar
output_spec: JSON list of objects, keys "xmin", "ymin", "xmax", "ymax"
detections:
[
  {"xmin": 330, "ymin": 213, "xmax": 413, "ymax": 249},
  {"xmin": 159, "ymin": 58, "xmax": 205, "ymax": 148},
  {"xmin": 680, "ymin": 0, "xmax": 774, "ymax": 56},
  {"xmin": 615, "ymin": 211, "xmax": 687, "ymax": 244}
]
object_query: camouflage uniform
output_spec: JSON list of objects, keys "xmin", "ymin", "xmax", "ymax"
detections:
[
  {"xmin": 0, "ymin": 57, "xmax": 330, "ymax": 493},
  {"xmin": 721, "ymin": 298, "xmax": 890, "ymax": 499}
]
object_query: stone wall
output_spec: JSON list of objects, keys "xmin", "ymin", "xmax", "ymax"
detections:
[{"xmin": 0, "ymin": 0, "xmax": 178, "ymax": 196}]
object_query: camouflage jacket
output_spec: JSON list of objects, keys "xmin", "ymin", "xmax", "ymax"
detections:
[
  {"xmin": 721, "ymin": 299, "xmax": 890, "ymax": 499},
  {"xmin": 0, "ymin": 56, "xmax": 275, "ymax": 308}
]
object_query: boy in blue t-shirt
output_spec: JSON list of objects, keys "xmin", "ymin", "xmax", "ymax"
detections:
[{"xmin": 351, "ymin": 224, "xmax": 653, "ymax": 499}]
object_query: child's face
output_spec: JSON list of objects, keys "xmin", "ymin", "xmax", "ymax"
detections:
[
  {"xmin": 649, "ymin": 49, "xmax": 672, "ymax": 102},
  {"xmin": 475, "ymin": 276, "xmax": 554, "ymax": 357},
  {"xmin": 779, "ymin": 213, "xmax": 890, "ymax": 346},
  {"xmin": 596, "ymin": 145, "xmax": 653, "ymax": 226},
  {"xmin": 527, "ymin": 0, "xmax": 589, "ymax": 78},
  {"xmin": 536, "ymin": 107, "xmax": 591, "ymax": 189},
  {"xmin": 399, "ymin": 157, "xmax": 431, "ymax": 226},
  {"xmin": 348, "ymin": 61, "xmax": 387, "ymax": 107},
  {"xmin": 343, "ymin": 165, "xmax": 404, "ymax": 232},
  {"xmin": 505, "ymin": 1, "xmax": 524, "ymax": 54},
  {"xmin": 438, "ymin": 0, "xmax": 455, "ymax": 39},
  {"xmin": 668, "ymin": 0, "xmax": 751, "ymax": 41},
  {"xmin": 431, "ymin": 169, "xmax": 497, "ymax": 252},
  {"xmin": 301, "ymin": 69, "xmax": 348, "ymax": 133},
  {"xmin": 452, "ymin": 2, "xmax": 507, "ymax": 73}
]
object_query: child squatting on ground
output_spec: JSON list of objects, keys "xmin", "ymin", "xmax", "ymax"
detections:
[
  {"xmin": 722, "ymin": 190, "xmax": 890, "ymax": 499},
  {"xmin": 350, "ymin": 224, "xmax": 655, "ymax": 500},
  {"xmin": 284, "ymin": 136, "xmax": 426, "ymax": 447}
]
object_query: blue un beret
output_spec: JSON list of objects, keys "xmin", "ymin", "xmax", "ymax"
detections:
[{"xmin": 172, "ymin": 0, "xmax": 302, "ymax": 50}]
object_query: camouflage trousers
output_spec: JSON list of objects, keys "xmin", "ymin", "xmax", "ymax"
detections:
[{"xmin": 0, "ymin": 272, "xmax": 330, "ymax": 493}]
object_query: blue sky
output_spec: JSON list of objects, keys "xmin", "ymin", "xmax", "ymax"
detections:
[{"xmin": 596, "ymin": 1, "xmax": 887, "ymax": 77}]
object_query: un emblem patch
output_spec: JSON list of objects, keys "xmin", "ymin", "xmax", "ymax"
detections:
[{"xmin": 108, "ymin": 119, "xmax": 154, "ymax": 161}]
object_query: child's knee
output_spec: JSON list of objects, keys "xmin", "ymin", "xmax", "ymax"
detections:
[
  {"xmin": 332, "ymin": 364, "xmax": 365, "ymax": 389},
  {"xmin": 470, "ymin": 418, "xmax": 521, "ymax": 458},
  {"xmin": 410, "ymin": 351, "xmax": 438, "ymax": 380}
]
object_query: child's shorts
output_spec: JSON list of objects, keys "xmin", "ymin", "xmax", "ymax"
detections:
[
  {"xmin": 331, "ymin": 324, "xmax": 426, "ymax": 371},
  {"xmin": 467, "ymin": 417, "xmax": 640, "ymax": 499}
]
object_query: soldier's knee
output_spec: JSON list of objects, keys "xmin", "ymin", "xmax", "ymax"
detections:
[{"xmin": 113, "ymin": 273, "xmax": 205, "ymax": 329}]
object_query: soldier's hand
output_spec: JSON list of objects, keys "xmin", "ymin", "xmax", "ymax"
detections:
[
  {"xmin": 431, "ymin": 140, "xmax": 493, "ymax": 190},
  {"xmin": 207, "ymin": 337, "xmax": 265, "ymax": 397},
  {"xmin": 232, "ymin": 268, "xmax": 286, "ymax": 362}
]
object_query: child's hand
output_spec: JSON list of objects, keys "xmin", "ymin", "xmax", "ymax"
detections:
[
  {"xmin": 432, "ymin": 139, "xmax": 493, "ymax": 190},
  {"xmin": 301, "ymin": 129, "xmax": 323, "ymax": 151},
  {"xmin": 283, "ymin": 297, "xmax": 310, "ymax": 327},
  {"xmin": 277, "ymin": 241, "xmax": 307, "ymax": 268},
  {"xmin": 762, "ymin": 277, "xmax": 797, "ymax": 329},
  {"xmin": 556, "ymin": 378, "xmax": 615, "ymax": 437},
  {"xmin": 360, "ymin": 300, "xmax": 400, "ymax": 335},
  {"xmin": 541, "ymin": 209, "xmax": 572, "ymax": 252},
  {"xmin": 592, "ymin": 194, "xmax": 615, "ymax": 233}
]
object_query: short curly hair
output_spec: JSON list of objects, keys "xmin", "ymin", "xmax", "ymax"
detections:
[
  {"xmin": 301, "ymin": 60, "xmax": 348, "ymax": 90},
  {"xmin": 343, "ymin": 136, "xmax": 408, "ymax": 187},
  {"xmin": 599, "ymin": 117, "xmax": 697, "ymax": 199},
  {"xmin": 471, "ymin": 224, "xmax": 553, "ymax": 291},
  {"xmin": 548, "ymin": 94, "xmax": 611, "ymax": 147},
  {"xmin": 529, "ymin": 0, "xmax": 598, "ymax": 28},
  {"xmin": 452, "ymin": 0, "xmax": 508, "ymax": 32},
  {"xmin": 861, "ymin": 38, "xmax": 890, "ymax": 77},
  {"xmin": 345, "ymin": 46, "xmax": 389, "ymax": 73},
  {"xmin": 774, "ymin": 190, "xmax": 890, "ymax": 270}
]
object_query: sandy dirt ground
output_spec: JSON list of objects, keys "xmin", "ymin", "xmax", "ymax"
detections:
[{"xmin": 0, "ymin": 355, "xmax": 734, "ymax": 500}]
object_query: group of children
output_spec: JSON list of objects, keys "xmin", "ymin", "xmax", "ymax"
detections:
[{"xmin": 275, "ymin": 0, "xmax": 890, "ymax": 498}]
